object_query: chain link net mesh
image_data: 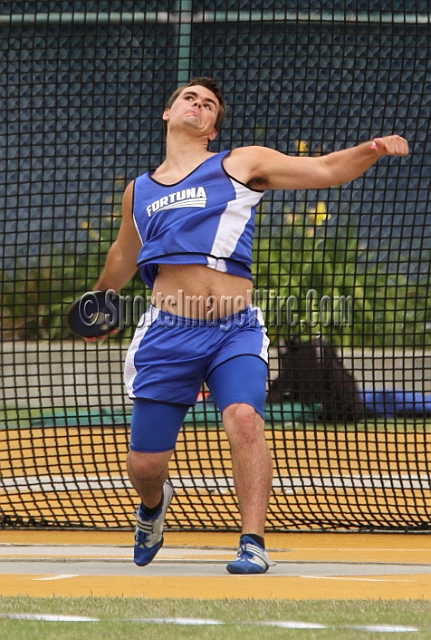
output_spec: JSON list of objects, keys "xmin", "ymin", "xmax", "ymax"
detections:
[{"xmin": 1, "ymin": 1, "xmax": 430, "ymax": 530}]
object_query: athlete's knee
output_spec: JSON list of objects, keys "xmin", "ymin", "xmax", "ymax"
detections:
[
  {"xmin": 223, "ymin": 403, "xmax": 265, "ymax": 446},
  {"xmin": 127, "ymin": 449, "xmax": 172, "ymax": 481}
]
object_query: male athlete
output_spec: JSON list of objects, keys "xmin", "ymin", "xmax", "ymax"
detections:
[{"xmin": 93, "ymin": 77, "xmax": 408, "ymax": 574}]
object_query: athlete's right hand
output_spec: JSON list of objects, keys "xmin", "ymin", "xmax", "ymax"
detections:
[{"xmin": 371, "ymin": 135, "xmax": 409, "ymax": 157}]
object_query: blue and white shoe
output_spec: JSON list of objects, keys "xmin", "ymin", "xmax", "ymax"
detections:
[
  {"xmin": 226, "ymin": 535, "xmax": 275, "ymax": 574},
  {"xmin": 133, "ymin": 480, "xmax": 174, "ymax": 567}
]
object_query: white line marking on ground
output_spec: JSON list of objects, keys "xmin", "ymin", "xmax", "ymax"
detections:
[
  {"xmin": 299, "ymin": 548, "xmax": 431, "ymax": 552},
  {"xmin": 259, "ymin": 620, "xmax": 327, "ymax": 629},
  {"xmin": 0, "ymin": 615, "xmax": 424, "ymax": 631},
  {"xmin": 33, "ymin": 574, "xmax": 79, "ymax": 581},
  {"xmin": 124, "ymin": 618, "xmax": 223, "ymax": 625},
  {"xmin": 1, "ymin": 473, "xmax": 430, "ymax": 494},
  {"xmin": 0, "ymin": 613, "xmax": 98, "ymax": 621},
  {"xmin": 299, "ymin": 576, "xmax": 416, "ymax": 582},
  {"xmin": 344, "ymin": 624, "xmax": 419, "ymax": 633}
]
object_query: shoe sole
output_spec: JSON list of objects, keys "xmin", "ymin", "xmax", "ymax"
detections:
[{"xmin": 226, "ymin": 563, "xmax": 269, "ymax": 575}]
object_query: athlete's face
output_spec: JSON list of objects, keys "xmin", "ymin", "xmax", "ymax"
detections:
[{"xmin": 163, "ymin": 86, "xmax": 220, "ymax": 141}]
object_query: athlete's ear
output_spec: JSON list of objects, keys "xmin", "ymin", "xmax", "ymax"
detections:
[
  {"xmin": 208, "ymin": 128, "xmax": 218, "ymax": 142},
  {"xmin": 162, "ymin": 108, "xmax": 170, "ymax": 123}
]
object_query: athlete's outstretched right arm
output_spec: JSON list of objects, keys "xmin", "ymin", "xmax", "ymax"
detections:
[
  {"xmin": 225, "ymin": 135, "xmax": 408, "ymax": 192},
  {"xmin": 94, "ymin": 180, "xmax": 142, "ymax": 292}
]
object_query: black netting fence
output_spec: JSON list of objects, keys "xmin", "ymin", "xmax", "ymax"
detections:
[{"xmin": 1, "ymin": 1, "xmax": 431, "ymax": 531}]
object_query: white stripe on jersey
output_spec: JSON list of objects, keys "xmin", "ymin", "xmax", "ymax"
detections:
[
  {"xmin": 132, "ymin": 213, "xmax": 144, "ymax": 245},
  {"xmin": 208, "ymin": 178, "xmax": 262, "ymax": 264}
]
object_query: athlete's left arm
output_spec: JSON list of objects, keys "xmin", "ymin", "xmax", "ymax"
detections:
[{"xmin": 228, "ymin": 135, "xmax": 409, "ymax": 191}]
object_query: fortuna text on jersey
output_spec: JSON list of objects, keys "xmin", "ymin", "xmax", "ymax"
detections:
[{"xmin": 146, "ymin": 187, "xmax": 207, "ymax": 217}]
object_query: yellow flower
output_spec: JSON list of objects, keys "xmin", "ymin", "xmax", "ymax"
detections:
[
  {"xmin": 81, "ymin": 220, "xmax": 100, "ymax": 241},
  {"xmin": 283, "ymin": 206, "xmax": 294, "ymax": 225},
  {"xmin": 308, "ymin": 201, "xmax": 330, "ymax": 226},
  {"xmin": 295, "ymin": 139, "xmax": 309, "ymax": 156}
]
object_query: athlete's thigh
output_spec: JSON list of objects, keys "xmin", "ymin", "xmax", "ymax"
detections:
[
  {"xmin": 130, "ymin": 398, "xmax": 190, "ymax": 453},
  {"xmin": 206, "ymin": 354, "xmax": 268, "ymax": 419}
]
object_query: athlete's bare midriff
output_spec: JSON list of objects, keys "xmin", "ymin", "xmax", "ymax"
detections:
[{"xmin": 151, "ymin": 263, "xmax": 253, "ymax": 318}]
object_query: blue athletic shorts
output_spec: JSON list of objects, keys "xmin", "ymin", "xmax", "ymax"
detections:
[{"xmin": 124, "ymin": 305, "xmax": 270, "ymax": 452}]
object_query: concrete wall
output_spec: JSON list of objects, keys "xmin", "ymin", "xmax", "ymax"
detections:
[{"xmin": 2, "ymin": 341, "xmax": 431, "ymax": 409}]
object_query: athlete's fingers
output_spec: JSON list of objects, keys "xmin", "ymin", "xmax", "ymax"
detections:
[
  {"xmin": 83, "ymin": 328, "xmax": 119, "ymax": 344},
  {"xmin": 372, "ymin": 135, "xmax": 409, "ymax": 157}
]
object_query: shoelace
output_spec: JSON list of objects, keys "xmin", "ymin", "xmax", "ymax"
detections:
[{"xmin": 135, "ymin": 511, "xmax": 157, "ymax": 535}]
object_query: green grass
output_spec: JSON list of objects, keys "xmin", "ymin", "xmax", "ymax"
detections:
[{"xmin": 0, "ymin": 598, "xmax": 430, "ymax": 639}]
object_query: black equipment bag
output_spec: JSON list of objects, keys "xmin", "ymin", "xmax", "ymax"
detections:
[{"xmin": 266, "ymin": 335, "xmax": 366, "ymax": 424}]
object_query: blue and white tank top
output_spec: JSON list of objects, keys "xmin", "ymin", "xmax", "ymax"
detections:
[{"xmin": 132, "ymin": 150, "xmax": 265, "ymax": 289}]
